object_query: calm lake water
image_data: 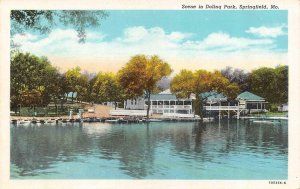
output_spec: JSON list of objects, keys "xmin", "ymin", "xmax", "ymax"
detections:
[{"xmin": 10, "ymin": 120, "xmax": 288, "ymax": 179}]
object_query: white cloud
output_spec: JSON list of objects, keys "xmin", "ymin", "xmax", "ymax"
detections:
[
  {"xmin": 184, "ymin": 32, "xmax": 274, "ymax": 52},
  {"xmin": 12, "ymin": 26, "xmax": 287, "ymax": 73},
  {"xmin": 116, "ymin": 26, "xmax": 192, "ymax": 50},
  {"xmin": 246, "ymin": 25, "xmax": 287, "ymax": 38},
  {"xmin": 122, "ymin": 26, "xmax": 149, "ymax": 42},
  {"xmin": 168, "ymin": 32, "xmax": 193, "ymax": 42},
  {"xmin": 12, "ymin": 33, "xmax": 37, "ymax": 43}
]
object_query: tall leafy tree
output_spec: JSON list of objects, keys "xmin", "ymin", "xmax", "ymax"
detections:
[
  {"xmin": 118, "ymin": 55, "xmax": 172, "ymax": 119},
  {"xmin": 249, "ymin": 67, "xmax": 277, "ymax": 104},
  {"xmin": 10, "ymin": 52, "xmax": 61, "ymax": 110},
  {"xmin": 250, "ymin": 66, "xmax": 288, "ymax": 106}
]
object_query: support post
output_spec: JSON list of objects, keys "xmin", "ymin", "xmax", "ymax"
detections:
[
  {"xmin": 237, "ymin": 101, "xmax": 240, "ymax": 120},
  {"xmin": 228, "ymin": 102, "xmax": 230, "ymax": 119}
]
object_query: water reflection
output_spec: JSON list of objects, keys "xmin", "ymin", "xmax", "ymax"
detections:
[
  {"xmin": 10, "ymin": 120, "xmax": 288, "ymax": 179},
  {"xmin": 11, "ymin": 124, "xmax": 92, "ymax": 176}
]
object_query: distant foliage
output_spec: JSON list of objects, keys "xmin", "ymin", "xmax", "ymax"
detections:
[
  {"xmin": 10, "ymin": 51, "xmax": 288, "ymax": 114},
  {"xmin": 221, "ymin": 66, "xmax": 250, "ymax": 92},
  {"xmin": 92, "ymin": 72, "xmax": 124, "ymax": 109},
  {"xmin": 156, "ymin": 76, "xmax": 172, "ymax": 92},
  {"xmin": 64, "ymin": 67, "xmax": 89, "ymax": 103}
]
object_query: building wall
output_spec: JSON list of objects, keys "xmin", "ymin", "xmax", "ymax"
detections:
[
  {"xmin": 146, "ymin": 100, "xmax": 193, "ymax": 114},
  {"xmin": 278, "ymin": 104, "xmax": 288, "ymax": 112},
  {"xmin": 126, "ymin": 98, "xmax": 193, "ymax": 115},
  {"xmin": 125, "ymin": 97, "xmax": 145, "ymax": 110}
]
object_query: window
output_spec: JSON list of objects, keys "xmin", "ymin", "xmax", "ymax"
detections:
[
  {"xmin": 176, "ymin": 101, "xmax": 183, "ymax": 105},
  {"xmin": 170, "ymin": 101, "xmax": 175, "ymax": 105},
  {"xmin": 246, "ymin": 103, "xmax": 260, "ymax": 109},
  {"xmin": 152, "ymin": 101, "xmax": 157, "ymax": 105},
  {"xmin": 158, "ymin": 101, "xmax": 163, "ymax": 105},
  {"xmin": 184, "ymin": 101, "xmax": 191, "ymax": 105},
  {"xmin": 164, "ymin": 101, "xmax": 170, "ymax": 105},
  {"xmin": 176, "ymin": 110, "xmax": 189, "ymax": 114}
]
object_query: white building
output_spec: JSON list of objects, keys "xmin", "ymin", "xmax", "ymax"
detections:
[
  {"xmin": 125, "ymin": 90, "xmax": 268, "ymax": 118},
  {"xmin": 278, "ymin": 103, "xmax": 288, "ymax": 112},
  {"xmin": 125, "ymin": 89, "xmax": 194, "ymax": 115}
]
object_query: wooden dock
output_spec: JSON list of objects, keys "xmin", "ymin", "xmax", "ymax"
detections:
[{"xmin": 10, "ymin": 115, "xmax": 204, "ymax": 126}]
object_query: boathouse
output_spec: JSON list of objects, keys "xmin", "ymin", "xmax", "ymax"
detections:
[
  {"xmin": 203, "ymin": 91, "xmax": 267, "ymax": 117},
  {"xmin": 237, "ymin": 91, "xmax": 267, "ymax": 113}
]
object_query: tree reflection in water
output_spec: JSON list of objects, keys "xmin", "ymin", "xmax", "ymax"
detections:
[
  {"xmin": 10, "ymin": 120, "xmax": 288, "ymax": 179},
  {"xmin": 11, "ymin": 124, "xmax": 92, "ymax": 176}
]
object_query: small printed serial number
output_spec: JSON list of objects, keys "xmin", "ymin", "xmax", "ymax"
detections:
[{"xmin": 269, "ymin": 181, "xmax": 286, "ymax": 184}]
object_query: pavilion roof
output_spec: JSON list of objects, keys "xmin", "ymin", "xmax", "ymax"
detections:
[
  {"xmin": 200, "ymin": 91, "xmax": 228, "ymax": 102},
  {"xmin": 237, "ymin": 91, "xmax": 265, "ymax": 101}
]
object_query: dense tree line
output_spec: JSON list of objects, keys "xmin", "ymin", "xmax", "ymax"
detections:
[
  {"xmin": 10, "ymin": 52, "xmax": 288, "ymax": 116},
  {"xmin": 221, "ymin": 66, "xmax": 288, "ymax": 106},
  {"xmin": 249, "ymin": 66, "xmax": 288, "ymax": 106}
]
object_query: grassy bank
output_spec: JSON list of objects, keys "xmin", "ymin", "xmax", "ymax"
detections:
[
  {"xmin": 10, "ymin": 106, "xmax": 82, "ymax": 117},
  {"xmin": 250, "ymin": 111, "xmax": 288, "ymax": 117}
]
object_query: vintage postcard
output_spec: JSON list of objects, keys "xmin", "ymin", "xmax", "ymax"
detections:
[{"xmin": 0, "ymin": 0, "xmax": 299, "ymax": 188}]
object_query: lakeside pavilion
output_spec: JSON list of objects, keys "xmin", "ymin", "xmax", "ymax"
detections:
[
  {"xmin": 203, "ymin": 91, "xmax": 267, "ymax": 118},
  {"xmin": 125, "ymin": 89, "xmax": 194, "ymax": 115},
  {"xmin": 237, "ymin": 91, "xmax": 268, "ymax": 114},
  {"xmin": 124, "ymin": 90, "xmax": 267, "ymax": 118}
]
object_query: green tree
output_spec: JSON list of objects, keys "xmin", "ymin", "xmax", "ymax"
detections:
[
  {"xmin": 118, "ymin": 55, "xmax": 172, "ymax": 119},
  {"xmin": 171, "ymin": 69, "xmax": 240, "ymax": 118},
  {"xmin": 10, "ymin": 52, "xmax": 61, "ymax": 110},
  {"xmin": 170, "ymin": 69, "xmax": 194, "ymax": 99},
  {"xmin": 274, "ymin": 65, "xmax": 288, "ymax": 104},
  {"xmin": 93, "ymin": 72, "xmax": 124, "ymax": 109},
  {"xmin": 11, "ymin": 10, "xmax": 108, "ymax": 45},
  {"xmin": 250, "ymin": 66, "xmax": 288, "ymax": 106}
]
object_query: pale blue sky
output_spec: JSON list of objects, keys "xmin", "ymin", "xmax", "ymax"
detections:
[
  {"xmin": 13, "ymin": 10, "xmax": 288, "ymax": 73},
  {"xmin": 97, "ymin": 11, "xmax": 287, "ymax": 49}
]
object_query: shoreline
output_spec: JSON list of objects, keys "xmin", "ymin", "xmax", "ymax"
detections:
[{"xmin": 10, "ymin": 114, "xmax": 288, "ymax": 126}]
